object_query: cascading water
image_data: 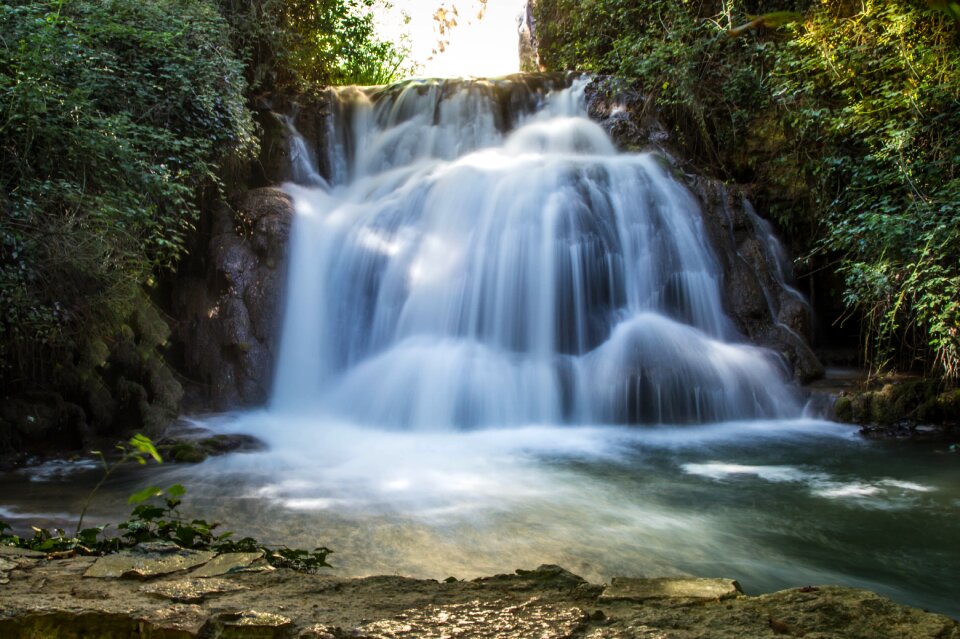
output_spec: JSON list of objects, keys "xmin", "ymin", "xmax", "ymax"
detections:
[
  {"xmin": 2, "ymin": 76, "xmax": 957, "ymax": 619},
  {"xmin": 272, "ymin": 76, "xmax": 801, "ymax": 427}
]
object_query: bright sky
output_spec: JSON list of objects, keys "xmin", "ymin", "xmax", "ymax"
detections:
[{"xmin": 373, "ymin": 0, "xmax": 527, "ymax": 78}]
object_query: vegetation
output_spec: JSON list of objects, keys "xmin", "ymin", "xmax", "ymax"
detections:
[
  {"xmin": 0, "ymin": 0, "xmax": 256, "ymax": 394},
  {"xmin": 535, "ymin": 0, "xmax": 960, "ymax": 380},
  {"xmin": 0, "ymin": 0, "xmax": 405, "ymax": 445},
  {"xmin": 218, "ymin": 0, "xmax": 408, "ymax": 91},
  {"xmin": 0, "ymin": 434, "xmax": 332, "ymax": 570}
]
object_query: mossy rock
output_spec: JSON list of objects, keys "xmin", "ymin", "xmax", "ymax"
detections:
[
  {"xmin": 158, "ymin": 433, "xmax": 264, "ymax": 464},
  {"xmin": 835, "ymin": 378, "xmax": 959, "ymax": 436},
  {"xmin": 166, "ymin": 441, "xmax": 209, "ymax": 463},
  {"xmin": 918, "ymin": 389, "xmax": 960, "ymax": 423},
  {"xmin": 833, "ymin": 395, "xmax": 853, "ymax": 422},
  {"xmin": 131, "ymin": 294, "xmax": 171, "ymax": 350}
]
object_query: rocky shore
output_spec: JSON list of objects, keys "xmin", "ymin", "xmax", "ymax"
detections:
[{"xmin": 1, "ymin": 545, "xmax": 956, "ymax": 638}]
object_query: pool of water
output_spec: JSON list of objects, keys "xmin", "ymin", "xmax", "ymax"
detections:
[{"xmin": 2, "ymin": 415, "xmax": 958, "ymax": 618}]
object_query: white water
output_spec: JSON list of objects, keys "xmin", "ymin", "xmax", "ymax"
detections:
[
  {"xmin": 2, "ymin": 76, "xmax": 957, "ymax": 618},
  {"xmin": 272, "ymin": 76, "xmax": 800, "ymax": 427}
]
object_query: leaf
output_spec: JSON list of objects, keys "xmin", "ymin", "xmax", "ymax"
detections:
[
  {"xmin": 166, "ymin": 483, "xmax": 186, "ymax": 498},
  {"xmin": 129, "ymin": 434, "xmax": 162, "ymax": 464},
  {"xmin": 128, "ymin": 485, "xmax": 164, "ymax": 504}
]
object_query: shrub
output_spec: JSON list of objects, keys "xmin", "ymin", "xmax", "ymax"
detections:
[{"xmin": 0, "ymin": 0, "xmax": 257, "ymax": 390}]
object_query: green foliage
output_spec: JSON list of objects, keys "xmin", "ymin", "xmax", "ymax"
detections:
[
  {"xmin": 1, "ymin": 483, "xmax": 332, "ymax": 569},
  {"xmin": 0, "ymin": 0, "xmax": 256, "ymax": 390},
  {"xmin": 1, "ymin": 434, "xmax": 332, "ymax": 570},
  {"xmin": 217, "ymin": 0, "xmax": 408, "ymax": 90},
  {"xmin": 535, "ymin": 0, "xmax": 794, "ymax": 171},
  {"xmin": 771, "ymin": 1, "xmax": 960, "ymax": 377},
  {"xmin": 76, "ymin": 433, "xmax": 165, "ymax": 535}
]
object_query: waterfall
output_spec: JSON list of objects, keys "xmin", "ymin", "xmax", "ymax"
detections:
[{"xmin": 272, "ymin": 76, "xmax": 801, "ymax": 428}]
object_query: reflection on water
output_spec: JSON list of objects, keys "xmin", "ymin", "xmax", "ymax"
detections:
[{"xmin": 2, "ymin": 416, "xmax": 958, "ymax": 618}]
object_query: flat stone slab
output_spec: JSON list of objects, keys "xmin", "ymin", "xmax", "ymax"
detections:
[
  {"xmin": 84, "ymin": 541, "xmax": 216, "ymax": 579},
  {"xmin": 191, "ymin": 551, "xmax": 274, "ymax": 577},
  {"xmin": 201, "ymin": 610, "xmax": 294, "ymax": 639},
  {"xmin": 0, "ymin": 560, "xmax": 955, "ymax": 639},
  {"xmin": 141, "ymin": 577, "xmax": 248, "ymax": 603},
  {"xmin": 357, "ymin": 598, "xmax": 589, "ymax": 639},
  {"xmin": 0, "ymin": 547, "xmax": 45, "ymax": 559},
  {"xmin": 599, "ymin": 577, "xmax": 742, "ymax": 602},
  {"xmin": 0, "ymin": 548, "xmax": 42, "ymax": 585}
]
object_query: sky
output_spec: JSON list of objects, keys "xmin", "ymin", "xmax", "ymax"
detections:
[{"xmin": 372, "ymin": 0, "xmax": 527, "ymax": 78}]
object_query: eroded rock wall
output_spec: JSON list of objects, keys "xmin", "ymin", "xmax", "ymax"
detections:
[{"xmin": 169, "ymin": 188, "xmax": 292, "ymax": 409}]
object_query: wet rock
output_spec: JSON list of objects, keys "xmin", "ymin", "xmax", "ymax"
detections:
[
  {"xmin": 159, "ymin": 431, "xmax": 266, "ymax": 464},
  {"xmin": 200, "ymin": 610, "xmax": 294, "ymax": 639},
  {"xmin": 191, "ymin": 552, "xmax": 274, "ymax": 577},
  {"xmin": 599, "ymin": 577, "xmax": 742, "ymax": 603},
  {"xmin": 689, "ymin": 177, "xmax": 823, "ymax": 383},
  {"xmin": 751, "ymin": 586, "xmax": 960, "ymax": 639},
  {"xmin": 170, "ymin": 188, "xmax": 293, "ymax": 409},
  {"xmin": 141, "ymin": 603, "xmax": 209, "ymax": 635},
  {"xmin": 585, "ymin": 78, "xmax": 667, "ymax": 153},
  {"xmin": 0, "ymin": 559, "xmax": 956, "ymax": 639},
  {"xmin": 141, "ymin": 577, "xmax": 248, "ymax": 603},
  {"xmin": 828, "ymin": 376, "xmax": 960, "ymax": 438},
  {"xmin": 476, "ymin": 564, "xmax": 596, "ymax": 594},
  {"xmin": 84, "ymin": 542, "xmax": 216, "ymax": 579},
  {"xmin": 358, "ymin": 599, "xmax": 590, "ymax": 639}
]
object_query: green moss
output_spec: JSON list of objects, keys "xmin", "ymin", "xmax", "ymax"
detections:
[
  {"xmin": 834, "ymin": 396, "xmax": 852, "ymax": 422},
  {"xmin": 167, "ymin": 442, "xmax": 209, "ymax": 464},
  {"xmin": 919, "ymin": 389, "xmax": 960, "ymax": 423},
  {"xmin": 131, "ymin": 295, "xmax": 170, "ymax": 351}
]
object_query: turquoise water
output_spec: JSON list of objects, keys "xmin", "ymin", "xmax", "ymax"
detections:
[{"xmin": 3, "ymin": 416, "xmax": 957, "ymax": 619}]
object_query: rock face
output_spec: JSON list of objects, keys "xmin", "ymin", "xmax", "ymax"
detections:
[
  {"xmin": 690, "ymin": 177, "xmax": 823, "ymax": 383},
  {"xmin": 170, "ymin": 188, "xmax": 293, "ymax": 408},
  {"xmin": 519, "ymin": 1, "xmax": 541, "ymax": 72},
  {"xmin": 585, "ymin": 78, "xmax": 823, "ymax": 383},
  {"xmin": 1, "ymin": 292, "xmax": 184, "ymax": 454},
  {"xmin": 0, "ymin": 551, "xmax": 956, "ymax": 638}
]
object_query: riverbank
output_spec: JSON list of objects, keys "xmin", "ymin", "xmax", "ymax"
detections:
[
  {"xmin": 806, "ymin": 368, "xmax": 960, "ymax": 442},
  {"xmin": 1, "ymin": 549, "xmax": 956, "ymax": 638}
]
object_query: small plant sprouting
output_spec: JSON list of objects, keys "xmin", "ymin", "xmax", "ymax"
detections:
[
  {"xmin": 75, "ymin": 433, "xmax": 164, "ymax": 536},
  {"xmin": 0, "ymin": 433, "xmax": 333, "ymax": 571}
]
